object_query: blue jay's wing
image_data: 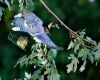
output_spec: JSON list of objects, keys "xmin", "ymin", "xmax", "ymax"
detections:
[
  {"xmin": 35, "ymin": 33, "xmax": 57, "ymax": 48},
  {"xmin": 11, "ymin": 17, "xmax": 27, "ymax": 32}
]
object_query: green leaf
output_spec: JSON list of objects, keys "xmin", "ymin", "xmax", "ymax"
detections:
[
  {"xmin": 47, "ymin": 72, "xmax": 60, "ymax": 80},
  {"xmin": 67, "ymin": 54, "xmax": 79, "ymax": 73},
  {"xmin": 0, "ymin": 7, "xmax": 4, "ymax": 21},
  {"xmin": 79, "ymin": 60, "xmax": 86, "ymax": 72},
  {"xmin": 68, "ymin": 41, "xmax": 74, "ymax": 50},
  {"xmin": 30, "ymin": 69, "xmax": 42, "ymax": 80},
  {"xmin": 79, "ymin": 29, "xmax": 86, "ymax": 38},
  {"xmin": 74, "ymin": 43, "xmax": 80, "ymax": 53},
  {"xmin": 18, "ymin": 0, "xmax": 24, "ymax": 11},
  {"xmin": 48, "ymin": 49, "xmax": 57, "ymax": 60},
  {"xmin": 87, "ymin": 51, "xmax": 94, "ymax": 63},
  {"xmin": 48, "ymin": 23, "xmax": 53, "ymax": 29},
  {"xmin": 0, "ymin": 0, "xmax": 3, "ymax": 2},
  {"xmin": 67, "ymin": 62, "xmax": 73, "ymax": 73},
  {"xmin": 47, "ymin": 62, "xmax": 60, "ymax": 80},
  {"xmin": 86, "ymin": 36, "xmax": 97, "ymax": 45},
  {"xmin": 27, "ymin": 0, "xmax": 34, "ymax": 10},
  {"xmin": 24, "ymin": 72, "xmax": 31, "ymax": 80},
  {"xmin": 94, "ymin": 49, "xmax": 100, "ymax": 61},
  {"xmin": 14, "ymin": 55, "xmax": 28, "ymax": 67},
  {"xmin": 78, "ymin": 48, "xmax": 94, "ymax": 63},
  {"xmin": 5, "ymin": 0, "xmax": 11, "ymax": 10},
  {"xmin": 0, "ymin": 10, "xmax": 3, "ymax": 21},
  {"xmin": 78, "ymin": 49, "xmax": 84, "ymax": 58}
]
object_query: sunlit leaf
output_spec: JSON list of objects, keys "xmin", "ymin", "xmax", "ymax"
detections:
[
  {"xmin": 67, "ymin": 63, "xmax": 73, "ymax": 73},
  {"xmin": 48, "ymin": 23, "xmax": 53, "ymax": 29},
  {"xmin": 0, "ymin": 7, "xmax": 4, "ymax": 21},
  {"xmin": 47, "ymin": 62, "xmax": 60, "ymax": 80},
  {"xmin": 0, "ymin": 0, "xmax": 3, "ymax": 2},
  {"xmin": 94, "ymin": 49, "xmax": 100, "ymax": 61},
  {"xmin": 86, "ymin": 36, "xmax": 97, "ymax": 45},
  {"xmin": 78, "ymin": 49, "xmax": 84, "ymax": 58},
  {"xmin": 5, "ymin": 0, "xmax": 11, "ymax": 10},
  {"xmin": 88, "ymin": 51, "xmax": 94, "ymax": 63},
  {"xmin": 67, "ymin": 54, "xmax": 79, "ymax": 73},
  {"xmin": 79, "ymin": 29, "xmax": 86, "ymax": 38},
  {"xmin": 74, "ymin": 43, "xmax": 80, "ymax": 53},
  {"xmin": 68, "ymin": 41, "xmax": 74, "ymax": 50},
  {"xmin": 27, "ymin": 0, "xmax": 34, "ymax": 10},
  {"xmin": 30, "ymin": 68, "xmax": 42, "ymax": 80},
  {"xmin": 79, "ymin": 60, "xmax": 86, "ymax": 72},
  {"xmin": 24, "ymin": 72, "xmax": 31, "ymax": 80},
  {"xmin": 14, "ymin": 55, "xmax": 28, "ymax": 68},
  {"xmin": 47, "ymin": 72, "xmax": 60, "ymax": 80}
]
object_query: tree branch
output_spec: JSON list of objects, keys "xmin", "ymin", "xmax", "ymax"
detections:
[
  {"xmin": 39, "ymin": 0, "xmax": 74, "ymax": 33},
  {"xmin": 39, "ymin": 0, "xmax": 97, "ymax": 46}
]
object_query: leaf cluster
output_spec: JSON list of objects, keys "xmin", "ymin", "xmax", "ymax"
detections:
[
  {"xmin": 67, "ymin": 30, "xmax": 100, "ymax": 73},
  {"xmin": 15, "ymin": 43, "xmax": 60, "ymax": 80},
  {"xmin": 0, "ymin": 0, "xmax": 10, "ymax": 20}
]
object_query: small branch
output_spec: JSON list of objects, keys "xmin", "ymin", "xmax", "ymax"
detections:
[
  {"xmin": 39, "ymin": 0, "xmax": 97, "ymax": 46},
  {"xmin": 39, "ymin": 0, "xmax": 74, "ymax": 33},
  {"xmin": 81, "ymin": 44, "xmax": 93, "ymax": 49}
]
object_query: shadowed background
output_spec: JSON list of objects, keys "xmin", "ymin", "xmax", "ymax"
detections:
[{"xmin": 0, "ymin": 0, "xmax": 100, "ymax": 80}]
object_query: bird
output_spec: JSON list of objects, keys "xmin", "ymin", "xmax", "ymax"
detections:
[{"xmin": 11, "ymin": 10, "xmax": 57, "ymax": 48}]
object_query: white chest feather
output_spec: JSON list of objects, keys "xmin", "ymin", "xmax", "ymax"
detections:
[
  {"xmin": 33, "ymin": 37, "xmax": 42, "ymax": 43},
  {"xmin": 14, "ymin": 13, "xmax": 22, "ymax": 18}
]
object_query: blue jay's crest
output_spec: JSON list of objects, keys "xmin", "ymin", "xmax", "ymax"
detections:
[{"xmin": 11, "ymin": 10, "xmax": 57, "ymax": 48}]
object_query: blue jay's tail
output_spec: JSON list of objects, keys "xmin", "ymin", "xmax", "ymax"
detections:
[{"xmin": 33, "ymin": 33, "xmax": 57, "ymax": 48}]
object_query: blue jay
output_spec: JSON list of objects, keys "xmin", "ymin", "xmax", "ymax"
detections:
[{"xmin": 11, "ymin": 10, "xmax": 57, "ymax": 48}]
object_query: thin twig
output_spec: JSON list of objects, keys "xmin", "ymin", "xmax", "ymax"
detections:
[
  {"xmin": 39, "ymin": 0, "xmax": 74, "ymax": 33},
  {"xmin": 81, "ymin": 44, "xmax": 93, "ymax": 49},
  {"xmin": 39, "ymin": 0, "xmax": 97, "ymax": 46}
]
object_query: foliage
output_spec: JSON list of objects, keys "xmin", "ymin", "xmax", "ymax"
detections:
[
  {"xmin": 0, "ymin": 0, "xmax": 10, "ymax": 20},
  {"xmin": 67, "ymin": 30, "xmax": 100, "ymax": 73},
  {"xmin": 14, "ymin": 43, "xmax": 60, "ymax": 80},
  {"xmin": 1, "ymin": 0, "xmax": 100, "ymax": 80},
  {"xmin": 11, "ymin": 0, "xmax": 34, "ymax": 11}
]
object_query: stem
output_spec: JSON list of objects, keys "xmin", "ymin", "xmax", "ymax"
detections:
[
  {"xmin": 39, "ymin": 0, "xmax": 74, "ymax": 33},
  {"xmin": 39, "ymin": 0, "xmax": 97, "ymax": 46}
]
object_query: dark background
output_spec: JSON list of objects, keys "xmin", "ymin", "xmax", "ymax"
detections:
[{"xmin": 0, "ymin": 0, "xmax": 100, "ymax": 80}]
